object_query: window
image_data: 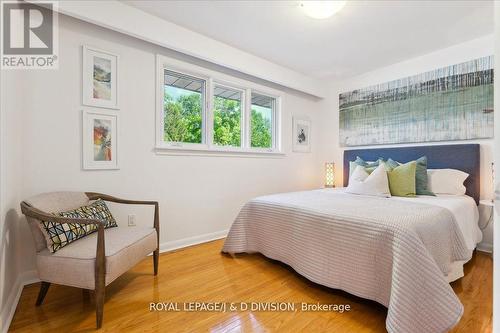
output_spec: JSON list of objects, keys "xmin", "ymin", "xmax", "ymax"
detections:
[
  {"xmin": 251, "ymin": 93, "xmax": 275, "ymax": 149},
  {"xmin": 163, "ymin": 70, "xmax": 205, "ymax": 144},
  {"xmin": 213, "ymin": 85, "xmax": 242, "ymax": 147},
  {"xmin": 157, "ymin": 56, "xmax": 281, "ymax": 155}
]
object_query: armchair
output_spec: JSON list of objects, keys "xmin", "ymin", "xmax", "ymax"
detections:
[{"xmin": 20, "ymin": 191, "xmax": 159, "ymax": 329}]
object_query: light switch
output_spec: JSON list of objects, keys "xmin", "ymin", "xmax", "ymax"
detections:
[{"xmin": 128, "ymin": 214, "xmax": 136, "ymax": 227}]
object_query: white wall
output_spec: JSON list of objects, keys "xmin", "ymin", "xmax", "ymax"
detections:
[
  {"xmin": 324, "ymin": 35, "xmax": 495, "ymax": 249},
  {"xmin": 493, "ymin": 3, "xmax": 500, "ymax": 332},
  {"xmin": 12, "ymin": 13, "xmax": 326, "ymax": 262},
  {"xmin": 0, "ymin": 67, "xmax": 38, "ymax": 332},
  {"xmin": 0, "ymin": 68, "xmax": 21, "ymax": 333}
]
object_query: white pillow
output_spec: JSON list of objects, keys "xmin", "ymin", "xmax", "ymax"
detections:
[
  {"xmin": 345, "ymin": 164, "xmax": 391, "ymax": 198},
  {"xmin": 427, "ymin": 169, "xmax": 469, "ymax": 195}
]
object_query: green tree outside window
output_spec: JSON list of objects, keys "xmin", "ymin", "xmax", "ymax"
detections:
[{"xmin": 164, "ymin": 88, "xmax": 272, "ymax": 148}]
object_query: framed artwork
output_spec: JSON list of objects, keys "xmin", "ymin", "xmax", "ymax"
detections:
[
  {"xmin": 82, "ymin": 45, "xmax": 119, "ymax": 109},
  {"xmin": 339, "ymin": 56, "xmax": 493, "ymax": 147},
  {"xmin": 292, "ymin": 117, "xmax": 311, "ymax": 153},
  {"xmin": 82, "ymin": 110, "xmax": 119, "ymax": 170}
]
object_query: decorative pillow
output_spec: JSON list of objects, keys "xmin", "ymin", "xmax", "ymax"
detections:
[
  {"xmin": 387, "ymin": 161, "xmax": 417, "ymax": 197},
  {"xmin": 427, "ymin": 169, "xmax": 469, "ymax": 195},
  {"xmin": 349, "ymin": 157, "xmax": 382, "ymax": 176},
  {"xmin": 39, "ymin": 199, "xmax": 117, "ymax": 253},
  {"xmin": 387, "ymin": 157, "xmax": 435, "ymax": 196},
  {"xmin": 345, "ymin": 164, "xmax": 391, "ymax": 198},
  {"xmin": 384, "ymin": 158, "xmax": 399, "ymax": 170}
]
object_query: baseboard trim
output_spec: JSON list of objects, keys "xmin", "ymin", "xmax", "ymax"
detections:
[
  {"xmin": 477, "ymin": 242, "xmax": 493, "ymax": 253},
  {"xmin": 1, "ymin": 270, "xmax": 39, "ymax": 333},
  {"xmin": 159, "ymin": 229, "xmax": 228, "ymax": 253}
]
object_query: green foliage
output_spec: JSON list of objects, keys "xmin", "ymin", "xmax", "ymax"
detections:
[
  {"xmin": 213, "ymin": 96, "xmax": 241, "ymax": 146},
  {"xmin": 164, "ymin": 90, "xmax": 272, "ymax": 148},
  {"xmin": 164, "ymin": 92, "xmax": 202, "ymax": 143},
  {"xmin": 250, "ymin": 109, "xmax": 272, "ymax": 148}
]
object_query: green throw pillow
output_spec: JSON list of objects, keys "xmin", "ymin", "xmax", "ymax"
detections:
[
  {"xmin": 40, "ymin": 199, "xmax": 118, "ymax": 253},
  {"xmin": 387, "ymin": 157, "xmax": 435, "ymax": 196},
  {"xmin": 387, "ymin": 161, "xmax": 417, "ymax": 197}
]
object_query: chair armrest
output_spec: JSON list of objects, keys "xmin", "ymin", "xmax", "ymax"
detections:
[
  {"xmin": 20, "ymin": 201, "xmax": 104, "ymax": 227},
  {"xmin": 85, "ymin": 192, "xmax": 157, "ymax": 206}
]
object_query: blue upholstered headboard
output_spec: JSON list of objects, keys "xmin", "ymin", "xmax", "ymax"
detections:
[{"xmin": 343, "ymin": 144, "xmax": 480, "ymax": 204}]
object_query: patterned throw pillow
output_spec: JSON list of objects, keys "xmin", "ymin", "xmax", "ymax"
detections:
[{"xmin": 40, "ymin": 199, "xmax": 118, "ymax": 253}]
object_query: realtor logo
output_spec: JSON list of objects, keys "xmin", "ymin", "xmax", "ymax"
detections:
[{"xmin": 1, "ymin": 1, "xmax": 58, "ymax": 69}]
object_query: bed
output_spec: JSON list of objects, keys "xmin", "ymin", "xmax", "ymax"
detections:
[{"xmin": 222, "ymin": 144, "xmax": 481, "ymax": 333}]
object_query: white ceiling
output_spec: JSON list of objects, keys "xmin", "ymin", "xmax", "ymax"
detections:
[{"xmin": 123, "ymin": 0, "xmax": 493, "ymax": 79}]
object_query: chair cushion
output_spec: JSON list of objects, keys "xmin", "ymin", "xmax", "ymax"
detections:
[
  {"xmin": 25, "ymin": 192, "xmax": 90, "ymax": 252},
  {"xmin": 36, "ymin": 227, "xmax": 157, "ymax": 289},
  {"xmin": 40, "ymin": 199, "xmax": 118, "ymax": 253}
]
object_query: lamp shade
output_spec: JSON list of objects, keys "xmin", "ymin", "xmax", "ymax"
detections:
[{"xmin": 325, "ymin": 162, "xmax": 335, "ymax": 188}]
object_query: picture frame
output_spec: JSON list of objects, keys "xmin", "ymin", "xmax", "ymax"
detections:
[
  {"xmin": 82, "ymin": 110, "xmax": 119, "ymax": 170},
  {"xmin": 292, "ymin": 117, "xmax": 311, "ymax": 153},
  {"xmin": 82, "ymin": 45, "xmax": 119, "ymax": 109}
]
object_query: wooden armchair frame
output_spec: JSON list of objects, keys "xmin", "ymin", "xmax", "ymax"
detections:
[{"xmin": 20, "ymin": 192, "xmax": 160, "ymax": 329}]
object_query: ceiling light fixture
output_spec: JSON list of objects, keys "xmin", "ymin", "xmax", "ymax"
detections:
[{"xmin": 300, "ymin": 1, "xmax": 346, "ymax": 19}]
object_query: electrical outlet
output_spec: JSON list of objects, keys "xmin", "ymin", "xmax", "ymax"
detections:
[{"xmin": 128, "ymin": 214, "xmax": 136, "ymax": 227}]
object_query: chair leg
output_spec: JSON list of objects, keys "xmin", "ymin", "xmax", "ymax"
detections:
[
  {"xmin": 95, "ymin": 282, "xmax": 105, "ymax": 329},
  {"xmin": 95, "ymin": 225, "xmax": 106, "ymax": 329},
  {"xmin": 153, "ymin": 249, "xmax": 159, "ymax": 275},
  {"xmin": 35, "ymin": 282, "xmax": 50, "ymax": 306}
]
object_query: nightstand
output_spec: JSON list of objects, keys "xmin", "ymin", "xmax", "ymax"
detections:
[
  {"xmin": 479, "ymin": 199, "xmax": 494, "ymax": 230},
  {"xmin": 480, "ymin": 199, "xmax": 494, "ymax": 206}
]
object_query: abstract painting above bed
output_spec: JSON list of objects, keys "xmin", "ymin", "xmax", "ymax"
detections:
[{"xmin": 339, "ymin": 56, "xmax": 493, "ymax": 146}]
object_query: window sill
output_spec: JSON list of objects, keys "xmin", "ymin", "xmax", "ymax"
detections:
[{"xmin": 154, "ymin": 146, "xmax": 285, "ymax": 158}]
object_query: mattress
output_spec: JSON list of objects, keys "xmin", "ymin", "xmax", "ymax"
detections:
[
  {"xmin": 222, "ymin": 189, "xmax": 479, "ymax": 333},
  {"xmin": 391, "ymin": 193, "xmax": 481, "ymax": 282},
  {"xmin": 390, "ymin": 193, "xmax": 481, "ymax": 250}
]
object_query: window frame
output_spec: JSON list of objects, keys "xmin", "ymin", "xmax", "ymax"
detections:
[
  {"xmin": 249, "ymin": 89, "xmax": 279, "ymax": 152},
  {"xmin": 158, "ymin": 65, "xmax": 210, "ymax": 150},
  {"xmin": 156, "ymin": 55, "xmax": 283, "ymax": 157}
]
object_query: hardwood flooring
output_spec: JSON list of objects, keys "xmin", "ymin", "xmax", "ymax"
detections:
[{"xmin": 9, "ymin": 239, "xmax": 492, "ymax": 332}]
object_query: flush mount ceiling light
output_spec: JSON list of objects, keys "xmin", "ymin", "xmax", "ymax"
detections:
[{"xmin": 300, "ymin": 1, "xmax": 346, "ymax": 19}]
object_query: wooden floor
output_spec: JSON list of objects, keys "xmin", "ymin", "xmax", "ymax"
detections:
[{"xmin": 9, "ymin": 239, "xmax": 492, "ymax": 332}]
